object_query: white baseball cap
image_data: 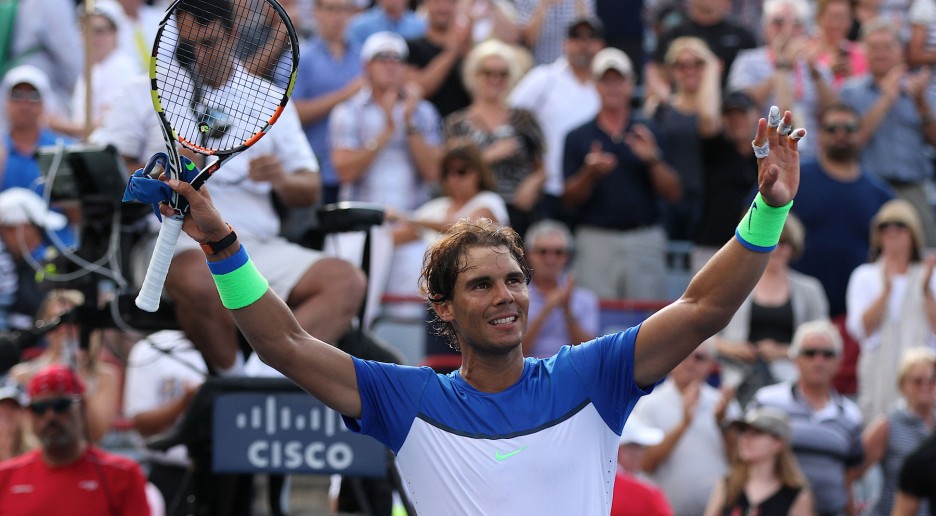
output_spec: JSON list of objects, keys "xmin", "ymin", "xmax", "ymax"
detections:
[
  {"xmin": 592, "ymin": 48, "xmax": 633, "ymax": 79},
  {"xmin": 620, "ymin": 417, "xmax": 664, "ymax": 446},
  {"xmin": 2, "ymin": 64, "xmax": 52, "ymax": 102},
  {"xmin": 361, "ymin": 31, "xmax": 408, "ymax": 63},
  {"xmin": 0, "ymin": 188, "xmax": 68, "ymax": 230},
  {"xmin": 84, "ymin": 0, "xmax": 126, "ymax": 30}
]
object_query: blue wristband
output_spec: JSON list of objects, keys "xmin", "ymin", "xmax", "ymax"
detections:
[{"xmin": 206, "ymin": 245, "xmax": 248, "ymax": 275}]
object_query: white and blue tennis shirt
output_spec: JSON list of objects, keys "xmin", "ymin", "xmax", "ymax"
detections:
[{"xmin": 343, "ymin": 325, "xmax": 653, "ymax": 514}]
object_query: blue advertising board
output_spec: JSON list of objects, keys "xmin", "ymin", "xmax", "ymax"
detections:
[{"xmin": 212, "ymin": 392, "xmax": 387, "ymax": 476}]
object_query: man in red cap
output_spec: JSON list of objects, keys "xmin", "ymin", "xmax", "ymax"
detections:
[{"xmin": 0, "ymin": 364, "xmax": 150, "ymax": 515}]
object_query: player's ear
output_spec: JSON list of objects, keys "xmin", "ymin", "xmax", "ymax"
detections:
[{"xmin": 432, "ymin": 299, "xmax": 455, "ymax": 323}]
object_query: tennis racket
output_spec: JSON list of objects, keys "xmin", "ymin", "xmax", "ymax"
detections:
[{"xmin": 136, "ymin": 0, "xmax": 299, "ymax": 312}]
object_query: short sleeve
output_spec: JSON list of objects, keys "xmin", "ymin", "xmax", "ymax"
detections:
[
  {"xmin": 565, "ymin": 325, "xmax": 656, "ymax": 432},
  {"xmin": 273, "ymin": 101, "xmax": 320, "ymax": 174},
  {"xmin": 329, "ymin": 100, "xmax": 363, "ymax": 149},
  {"xmin": 415, "ymin": 101, "xmax": 443, "ymax": 146},
  {"xmin": 909, "ymin": 0, "xmax": 936, "ymax": 25},
  {"xmin": 343, "ymin": 358, "xmax": 436, "ymax": 452},
  {"xmin": 508, "ymin": 66, "xmax": 549, "ymax": 111}
]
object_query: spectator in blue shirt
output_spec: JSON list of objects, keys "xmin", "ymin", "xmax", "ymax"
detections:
[
  {"xmin": 293, "ymin": 0, "xmax": 364, "ymax": 205},
  {"xmin": 2, "ymin": 66, "xmax": 75, "ymax": 195},
  {"xmin": 345, "ymin": 0, "xmax": 427, "ymax": 49}
]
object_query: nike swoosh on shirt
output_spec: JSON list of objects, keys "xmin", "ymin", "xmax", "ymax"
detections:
[{"xmin": 494, "ymin": 446, "xmax": 528, "ymax": 461}]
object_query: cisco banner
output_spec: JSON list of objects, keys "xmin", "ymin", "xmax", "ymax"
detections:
[{"xmin": 212, "ymin": 392, "xmax": 387, "ymax": 476}]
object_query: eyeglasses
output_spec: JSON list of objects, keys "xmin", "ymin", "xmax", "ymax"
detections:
[
  {"xmin": 444, "ymin": 167, "xmax": 473, "ymax": 177},
  {"xmin": 317, "ymin": 3, "xmax": 352, "ymax": 12},
  {"xmin": 907, "ymin": 375, "xmax": 936, "ymax": 387},
  {"xmin": 569, "ymin": 32, "xmax": 601, "ymax": 41},
  {"xmin": 87, "ymin": 24, "xmax": 116, "ymax": 35},
  {"xmin": 479, "ymin": 68, "xmax": 509, "ymax": 79},
  {"xmin": 673, "ymin": 59, "xmax": 705, "ymax": 71},
  {"xmin": 737, "ymin": 425, "xmax": 770, "ymax": 436},
  {"xmin": 372, "ymin": 53, "xmax": 403, "ymax": 63},
  {"xmin": 822, "ymin": 122, "xmax": 858, "ymax": 134},
  {"xmin": 533, "ymin": 247, "xmax": 568, "ymax": 257},
  {"xmin": 8, "ymin": 90, "xmax": 41, "ymax": 103},
  {"xmin": 878, "ymin": 221, "xmax": 909, "ymax": 231},
  {"xmin": 800, "ymin": 348, "xmax": 837, "ymax": 359},
  {"xmin": 770, "ymin": 17, "xmax": 803, "ymax": 28},
  {"xmin": 28, "ymin": 397, "xmax": 75, "ymax": 416}
]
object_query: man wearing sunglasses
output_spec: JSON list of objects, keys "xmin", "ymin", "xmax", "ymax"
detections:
[
  {"xmin": 749, "ymin": 320, "xmax": 864, "ymax": 516},
  {"xmin": 783, "ymin": 103, "xmax": 892, "ymax": 321},
  {"xmin": 0, "ymin": 364, "xmax": 150, "ymax": 515}
]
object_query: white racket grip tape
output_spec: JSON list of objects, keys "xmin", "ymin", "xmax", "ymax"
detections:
[{"xmin": 135, "ymin": 216, "xmax": 184, "ymax": 312}]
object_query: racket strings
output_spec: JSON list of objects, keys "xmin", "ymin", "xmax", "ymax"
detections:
[{"xmin": 154, "ymin": 0, "xmax": 293, "ymax": 152}]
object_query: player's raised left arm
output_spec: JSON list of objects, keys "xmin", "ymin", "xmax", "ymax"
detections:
[{"xmin": 632, "ymin": 108, "xmax": 803, "ymax": 388}]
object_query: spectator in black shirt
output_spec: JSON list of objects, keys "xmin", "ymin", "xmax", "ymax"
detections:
[
  {"xmin": 405, "ymin": 0, "xmax": 473, "ymax": 117},
  {"xmin": 692, "ymin": 91, "xmax": 758, "ymax": 272},
  {"xmin": 894, "ymin": 431, "xmax": 936, "ymax": 516}
]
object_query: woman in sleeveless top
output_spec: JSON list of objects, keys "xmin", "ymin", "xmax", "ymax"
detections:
[
  {"xmin": 704, "ymin": 407, "xmax": 813, "ymax": 516},
  {"xmin": 715, "ymin": 214, "xmax": 829, "ymax": 407}
]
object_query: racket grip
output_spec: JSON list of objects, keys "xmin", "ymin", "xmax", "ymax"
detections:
[{"xmin": 135, "ymin": 216, "xmax": 184, "ymax": 312}]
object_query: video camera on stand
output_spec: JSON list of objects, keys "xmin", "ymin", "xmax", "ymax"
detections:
[{"xmin": 33, "ymin": 143, "xmax": 175, "ymax": 352}]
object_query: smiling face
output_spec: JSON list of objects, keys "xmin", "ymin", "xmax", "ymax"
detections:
[
  {"xmin": 669, "ymin": 49, "xmax": 706, "ymax": 93},
  {"xmin": 434, "ymin": 245, "xmax": 530, "ymax": 355},
  {"xmin": 474, "ymin": 55, "xmax": 511, "ymax": 102},
  {"xmin": 527, "ymin": 232, "xmax": 570, "ymax": 284}
]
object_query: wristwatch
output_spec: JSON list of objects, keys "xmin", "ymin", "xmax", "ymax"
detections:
[{"xmin": 200, "ymin": 224, "xmax": 237, "ymax": 255}]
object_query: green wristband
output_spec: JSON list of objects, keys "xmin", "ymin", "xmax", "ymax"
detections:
[
  {"xmin": 212, "ymin": 257, "xmax": 269, "ymax": 310},
  {"xmin": 735, "ymin": 193, "xmax": 793, "ymax": 252}
]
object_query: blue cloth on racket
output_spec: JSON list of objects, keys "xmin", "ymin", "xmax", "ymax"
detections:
[{"xmin": 122, "ymin": 154, "xmax": 198, "ymax": 221}]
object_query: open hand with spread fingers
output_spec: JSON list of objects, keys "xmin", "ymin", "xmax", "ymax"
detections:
[{"xmin": 752, "ymin": 106, "xmax": 805, "ymax": 208}]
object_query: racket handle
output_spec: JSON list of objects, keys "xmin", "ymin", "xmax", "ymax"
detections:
[{"xmin": 135, "ymin": 216, "xmax": 184, "ymax": 312}]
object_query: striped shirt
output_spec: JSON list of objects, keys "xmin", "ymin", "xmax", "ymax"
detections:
[{"xmin": 751, "ymin": 382, "xmax": 864, "ymax": 515}]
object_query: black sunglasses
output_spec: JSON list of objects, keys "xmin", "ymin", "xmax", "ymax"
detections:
[
  {"xmin": 822, "ymin": 122, "xmax": 858, "ymax": 134},
  {"xmin": 800, "ymin": 348, "xmax": 836, "ymax": 359},
  {"xmin": 878, "ymin": 221, "xmax": 908, "ymax": 231},
  {"xmin": 28, "ymin": 397, "xmax": 75, "ymax": 416},
  {"xmin": 444, "ymin": 167, "xmax": 472, "ymax": 177},
  {"xmin": 533, "ymin": 247, "xmax": 568, "ymax": 257}
]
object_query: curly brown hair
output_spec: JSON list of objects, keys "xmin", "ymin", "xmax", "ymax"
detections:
[{"xmin": 420, "ymin": 218, "xmax": 531, "ymax": 350}]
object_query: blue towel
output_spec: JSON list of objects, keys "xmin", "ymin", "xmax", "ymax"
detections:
[{"xmin": 122, "ymin": 154, "xmax": 199, "ymax": 221}]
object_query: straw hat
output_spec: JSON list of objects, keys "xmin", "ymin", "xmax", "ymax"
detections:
[{"xmin": 869, "ymin": 199, "xmax": 924, "ymax": 261}]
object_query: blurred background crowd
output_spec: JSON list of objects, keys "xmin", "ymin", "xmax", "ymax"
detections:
[{"xmin": 0, "ymin": 0, "xmax": 935, "ymax": 514}]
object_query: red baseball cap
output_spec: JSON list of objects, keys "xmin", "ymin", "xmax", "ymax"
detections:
[{"xmin": 27, "ymin": 364, "xmax": 85, "ymax": 398}]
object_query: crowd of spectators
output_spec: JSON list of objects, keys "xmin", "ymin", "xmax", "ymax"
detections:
[{"xmin": 0, "ymin": 0, "xmax": 935, "ymax": 514}]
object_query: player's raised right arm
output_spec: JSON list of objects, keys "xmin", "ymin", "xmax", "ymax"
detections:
[{"xmin": 162, "ymin": 179, "xmax": 363, "ymax": 418}]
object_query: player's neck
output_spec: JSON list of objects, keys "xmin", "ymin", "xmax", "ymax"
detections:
[{"xmin": 459, "ymin": 349, "xmax": 525, "ymax": 393}]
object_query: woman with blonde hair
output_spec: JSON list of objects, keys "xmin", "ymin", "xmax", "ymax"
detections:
[
  {"xmin": 646, "ymin": 36, "xmax": 722, "ymax": 241},
  {"xmin": 846, "ymin": 199, "xmax": 936, "ymax": 422},
  {"xmin": 704, "ymin": 407, "xmax": 813, "ymax": 515},
  {"xmin": 444, "ymin": 38, "xmax": 545, "ymax": 238},
  {"xmin": 860, "ymin": 347, "xmax": 936, "ymax": 515}
]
